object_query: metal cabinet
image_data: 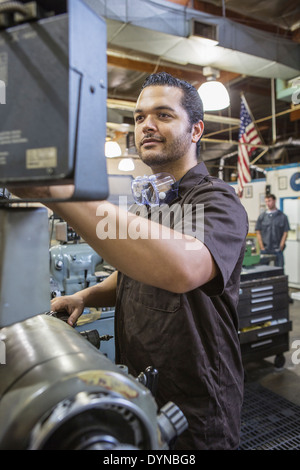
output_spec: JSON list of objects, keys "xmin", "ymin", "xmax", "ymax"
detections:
[{"xmin": 238, "ymin": 266, "xmax": 292, "ymax": 367}]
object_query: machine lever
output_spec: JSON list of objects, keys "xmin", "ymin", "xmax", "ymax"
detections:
[
  {"xmin": 137, "ymin": 366, "xmax": 159, "ymax": 397},
  {"xmin": 79, "ymin": 329, "xmax": 113, "ymax": 349}
]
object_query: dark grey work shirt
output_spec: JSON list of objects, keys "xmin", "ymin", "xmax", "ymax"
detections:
[
  {"xmin": 255, "ymin": 210, "xmax": 290, "ymax": 251},
  {"xmin": 114, "ymin": 162, "xmax": 248, "ymax": 450}
]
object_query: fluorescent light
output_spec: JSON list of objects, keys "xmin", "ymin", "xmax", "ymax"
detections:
[
  {"xmin": 198, "ymin": 80, "xmax": 230, "ymax": 111},
  {"xmin": 105, "ymin": 141, "xmax": 122, "ymax": 158},
  {"xmin": 118, "ymin": 158, "xmax": 135, "ymax": 172}
]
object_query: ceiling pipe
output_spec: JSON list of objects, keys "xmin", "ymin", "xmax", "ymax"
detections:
[
  {"xmin": 218, "ymin": 150, "xmax": 238, "ymax": 180},
  {"xmin": 272, "ymin": 138, "xmax": 300, "ymax": 147},
  {"xmin": 107, "ymin": 98, "xmax": 240, "ymax": 126},
  {"xmin": 271, "ymin": 78, "xmax": 276, "ymax": 144}
]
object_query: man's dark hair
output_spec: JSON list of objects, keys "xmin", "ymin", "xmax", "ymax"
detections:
[
  {"xmin": 266, "ymin": 194, "xmax": 276, "ymax": 200},
  {"xmin": 141, "ymin": 72, "xmax": 204, "ymax": 158}
]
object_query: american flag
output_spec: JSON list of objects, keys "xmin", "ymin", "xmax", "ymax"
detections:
[{"xmin": 237, "ymin": 97, "xmax": 261, "ymax": 196}]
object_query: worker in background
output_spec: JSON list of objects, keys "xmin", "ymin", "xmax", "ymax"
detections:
[
  {"xmin": 10, "ymin": 72, "xmax": 248, "ymax": 450},
  {"xmin": 256, "ymin": 194, "xmax": 290, "ymax": 269}
]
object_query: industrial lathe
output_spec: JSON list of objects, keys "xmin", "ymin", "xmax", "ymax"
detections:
[{"xmin": 0, "ymin": 313, "xmax": 187, "ymax": 450}]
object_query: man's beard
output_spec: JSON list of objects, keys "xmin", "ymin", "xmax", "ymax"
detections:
[{"xmin": 137, "ymin": 130, "xmax": 192, "ymax": 168}]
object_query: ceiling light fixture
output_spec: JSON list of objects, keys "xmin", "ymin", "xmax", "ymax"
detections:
[
  {"xmin": 105, "ymin": 140, "xmax": 122, "ymax": 158},
  {"xmin": 198, "ymin": 67, "xmax": 230, "ymax": 111},
  {"xmin": 118, "ymin": 158, "xmax": 135, "ymax": 172}
]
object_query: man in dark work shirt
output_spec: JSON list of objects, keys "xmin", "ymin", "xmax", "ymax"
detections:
[
  {"xmin": 256, "ymin": 193, "xmax": 290, "ymax": 268},
  {"xmin": 14, "ymin": 72, "xmax": 248, "ymax": 449}
]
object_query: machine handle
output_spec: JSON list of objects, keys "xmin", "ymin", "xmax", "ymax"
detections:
[
  {"xmin": 250, "ymin": 314, "xmax": 273, "ymax": 324},
  {"xmin": 257, "ymin": 328, "xmax": 280, "ymax": 338},
  {"xmin": 251, "ymin": 285, "xmax": 273, "ymax": 293},
  {"xmin": 137, "ymin": 366, "xmax": 159, "ymax": 397},
  {"xmin": 251, "ymin": 296, "xmax": 273, "ymax": 304},
  {"xmin": 251, "ymin": 304, "xmax": 273, "ymax": 313},
  {"xmin": 251, "ymin": 339, "xmax": 273, "ymax": 348}
]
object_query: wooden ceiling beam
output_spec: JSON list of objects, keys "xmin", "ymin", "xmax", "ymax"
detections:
[
  {"xmin": 231, "ymin": 82, "xmax": 272, "ymax": 97},
  {"xmin": 107, "ymin": 54, "xmax": 240, "ymax": 88}
]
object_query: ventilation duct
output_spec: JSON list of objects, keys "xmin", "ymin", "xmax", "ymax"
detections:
[
  {"xmin": 189, "ymin": 19, "xmax": 219, "ymax": 46},
  {"xmin": 100, "ymin": 0, "xmax": 300, "ymax": 80}
]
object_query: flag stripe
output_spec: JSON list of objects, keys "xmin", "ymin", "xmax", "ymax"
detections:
[{"xmin": 237, "ymin": 98, "xmax": 261, "ymax": 196}]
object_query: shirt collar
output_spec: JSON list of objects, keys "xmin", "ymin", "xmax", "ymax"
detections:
[{"xmin": 175, "ymin": 162, "xmax": 210, "ymax": 196}]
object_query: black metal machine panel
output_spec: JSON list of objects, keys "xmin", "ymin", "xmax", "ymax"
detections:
[
  {"xmin": 0, "ymin": 14, "xmax": 69, "ymax": 181},
  {"xmin": 0, "ymin": 0, "xmax": 108, "ymax": 201}
]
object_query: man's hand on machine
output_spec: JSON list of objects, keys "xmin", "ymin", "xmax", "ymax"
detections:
[{"xmin": 51, "ymin": 294, "xmax": 85, "ymax": 327}]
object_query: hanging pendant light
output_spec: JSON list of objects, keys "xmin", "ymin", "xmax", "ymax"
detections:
[
  {"xmin": 118, "ymin": 158, "xmax": 135, "ymax": 172},
  {"xmin": 198, "ymin": 67, "xmax": 230, "ymax": 111},
  {"xmin": 105, "ymin": 140, "xmax": 122, "ymax": 158}
]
